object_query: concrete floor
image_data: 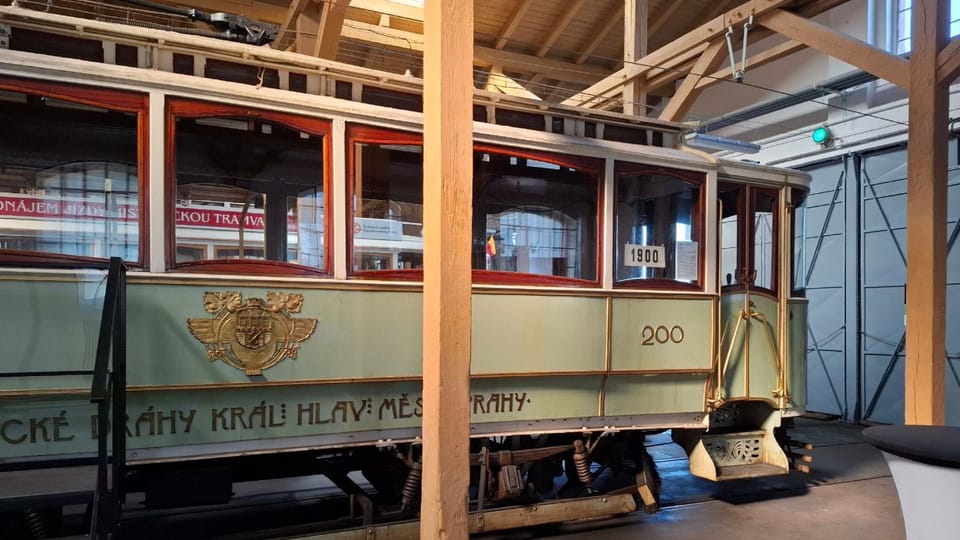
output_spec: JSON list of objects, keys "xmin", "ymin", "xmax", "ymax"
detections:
[{"xmin": 484, "ymin": 418, "xmax": 907, "ymax": 540}]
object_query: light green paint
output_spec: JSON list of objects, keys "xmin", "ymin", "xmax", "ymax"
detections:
[
  {"xmin": 471, "ymin": 295, "xmax": 606, "ymax": 373},
  {"xmin": 0, "ymin": 376, "xmax": 605, "ymax": 459},
  {"xmin": 610, "ymin": 297, "xmax": 713, "ymax": 370},
  {"xmin": 719, "ymin": 293, "xmax": 780, "ymax": 401},
  {"xmin": 604, "ymin": 374, "xmax": 707, "ymax": 415},
  {"xmin": 787, "ymin": 301, "xmax": 808, "ymax": 410},
  {"xmin": 125, "ymin": 285, "xmax": 425, "ymax": 385},
  {"xmin": 0, "ymin": 277, "xmax": 106, "ymax": 391}
]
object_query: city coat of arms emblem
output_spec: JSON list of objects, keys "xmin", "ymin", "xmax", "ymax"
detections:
[{"xmin": 187, "ymin": 291, "xmax": 317, "ymax": 375}]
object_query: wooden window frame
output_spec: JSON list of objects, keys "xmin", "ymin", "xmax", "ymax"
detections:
[
  {"xmin": 166, "ymin": 99, "xmax": 333, "ymax": 276},
  {"xmin": 718, "ymin": 182, "xmax": 780, "ymax": 296},
  {"xmin": 346, "ymin": 124, "xmax": 604, "ymax": 286},
  {"xmin": 613, "ymin": 163, "xmax": 707, "ymax": 292},
  {"xmin": 749, "ymin": 187, "xmax": 780, "ymax": 296},
  {"xmin": 0, "ymin": 76, "xmax": 149, "ymax": 268}
]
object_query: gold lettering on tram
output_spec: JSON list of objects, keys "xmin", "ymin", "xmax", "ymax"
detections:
[{"xmin": 640, "ymin": 325, "xmax": 685, "ymax": 345}]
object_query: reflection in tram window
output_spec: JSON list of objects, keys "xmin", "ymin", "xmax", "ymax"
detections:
[
  {"xmin": 719, "ymin": 184, "xmax": 742, "ymax": 287},
  {"xmin": 176, "ymin": 244, "xmax": 206, "ymax": 262},
  {"xmin": 615, "ymin": 166, "xmax": 703, "ymax": 287},
  {"xmin": 753, "ymin": 190, "xmax": 777, "ymax": 291},
  {"xmin": 351, "ymin": 141, "xmax": 424, "ymax": 271},
  {"xmin": 0, "ymin": 86, "xmax": 142, "ymax": 263},
  {"xmin": 171, "ymin": 103, "xmax": 328, "ymax": 271},
  {"xmin": 718, "ymin": 185, "xmax": 779, "ymax": 293},
  {"xmin": 475, "ymin": 151, "xmax": 598, "ymax": 281},
  {"xmin": 792, "ymin": 188, "xmax": 808, "ymax": 294},
  {"xmin": 350, "ymin": 131, "xmax": 600, "ymax": 282}
]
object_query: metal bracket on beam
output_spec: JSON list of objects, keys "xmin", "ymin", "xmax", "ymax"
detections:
[{"xmin": 725, "ymin": 15, "xmax": 753, "ymax": 82}]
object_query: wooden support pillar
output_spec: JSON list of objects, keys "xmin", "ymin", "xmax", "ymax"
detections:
[
  {"xmin": 421, "ymin": 0, "xmax": 473, "ymax": 537},
  {"xmin": 905, "ymin": 0, "xmax": 949, "ymax": 425},
  {"xmin": 623, "ymin": 0, "xmax": 648, "ymax": 116}
]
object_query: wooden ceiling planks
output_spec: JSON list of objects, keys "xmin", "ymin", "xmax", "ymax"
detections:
[{"xmin": 61, "ymin": 0, "xmax": 854, "ymax": 114}]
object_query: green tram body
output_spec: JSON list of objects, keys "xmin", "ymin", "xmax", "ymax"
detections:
[{"xmin": 0, "ymin": 5, "xmax": 810, "ymax": 529}]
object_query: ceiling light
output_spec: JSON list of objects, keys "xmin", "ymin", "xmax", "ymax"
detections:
[{"xmin": 683, "ymin": 132, "xmax": 761, "ymax": 154}]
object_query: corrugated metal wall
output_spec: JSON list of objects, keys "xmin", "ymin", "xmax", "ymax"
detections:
[{"xmin": 799, "ymin": 141, "xmax": 960, "ymax": 425}]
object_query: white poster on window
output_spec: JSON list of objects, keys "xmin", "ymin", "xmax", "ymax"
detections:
[{"xmin": 676, "ymin": 241, "xmax": 699, "ymax": 281}]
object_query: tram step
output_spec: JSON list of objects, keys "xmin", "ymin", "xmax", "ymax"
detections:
[
  {"xmin": 684, "ymin": 426, "xmax": 790, "ymax": 482},
  {"xmin": 716, "ymin": 463, "xmax": 789, "ymax": 480}
]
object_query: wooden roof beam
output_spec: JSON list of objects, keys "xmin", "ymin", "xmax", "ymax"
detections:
[
  {"xmin": 624, "ymin": 0, "xmax": 649, "ymax": 115},
  {"xmin": 537, "ymin": 0, "xmax": 588, "ymax": 57},
  {"xmin": 693, "ymin": 38, "xmax": 806, "ymax": 89},
  {"xmin": 658, "ymin": 39, "xmax": 727, "ymax": 121},
  {"xmin": 648, "ymin": 0, "xmax": 683, "ymax": 36},
  {"xmin": 700, "ymin": 0, "xmax": 736, "ymax": 25},
  {"xmin": 486, "ymin": 65, "xmax": 542, "ymax": 99},
  {"xmin": 564, "ymin": 0, "xmax": 796, "ymax": 107},
  {"xmin": 575, "ymin": 43, "xmax": 706, "ymax": 108},
  {"xmin": 274, "ymin": 0, "xmax": 311, "ymax": 51},
  {"xmin": 476, "ymin": 46, "xmax": 609, "ymax": 82},
  {"xmin": 575, "ymin": 3, "xmax": 625, "ymax": 64},
  {"xmin": 494, "ymin": 0, "xmax": 535, "ymax": 49},
  {"xmin": 937, "ymin": 35, "xmax": 960, "ymax": 83},
  {"xmin": 759, "ymin": 8, "xmax": 909, "ymax": 88},
  {"xmin": 641, "ymin": 0, "xmax": 851, "ymax": 94},
  {"xmin": 338, "ymin": 20, "xmax": 609, "ymax": 84},
  {"xmin": 349, "ymin": 0, "xmax": 424, "ymax": 21},
  {"xmin": 314, "ymin": 0, "xmax": 350, "ymax": 58}
]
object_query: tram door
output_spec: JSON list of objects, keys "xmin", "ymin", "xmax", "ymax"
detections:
[{"xmin": 716, "ymin": 183, "xmax": 785, "ymax": 405}]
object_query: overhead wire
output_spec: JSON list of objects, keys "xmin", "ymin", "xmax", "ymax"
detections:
[
  {"xmin": 25, "ymin": 0, "xmax": 908, "ymax": 133},
  {"xmin": 332, "ymin": 14, "xmax": 908, "ymax": 134}
]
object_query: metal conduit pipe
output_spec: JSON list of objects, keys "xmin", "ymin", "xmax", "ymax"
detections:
[{"xmin": 700, "ymin": 70, "xmax": 882, "ymax": 132}]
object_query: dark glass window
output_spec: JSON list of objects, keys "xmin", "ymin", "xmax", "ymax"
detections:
[
  {"xmin": 170, "ymin": 102, "xmax": 329, "ymax": 272},
  {"xmin": 615, "ymin": 165, "xmax": 703, "ymax": 288},
  {"xmin": 351, "ymin": 138, "xmax": 424, "ymax": 272},
  {"xmin": 753, "ymin": 190, "xmax": 777, "ymax": 291},
  {"xmin": 719, "ymin": 183, "xmax": 779, "ymax": 293},
  {"xmin": 719, "ymin": 184, "xmax": 742, "ymax": 288},
  {"xmin": 474, "ymin": 149, "xmax": 599, "ymax": 281},
  {"xmin": 349, "ymin": 127, "xmax": 601, "ymax": 283},
  {"xmin": 0, "ymin": 82, "xmax": 144, "ymax": 264},
  {"xmin": 792, "ymin": 188, "xmax": 808, "ymax": 295}
]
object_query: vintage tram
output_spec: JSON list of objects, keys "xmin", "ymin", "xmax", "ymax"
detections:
[{"xmin": 0, "ymin": 4, "xmax": 810, "ymax": 537}]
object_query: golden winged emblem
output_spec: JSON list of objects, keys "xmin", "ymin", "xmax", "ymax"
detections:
[{"xmin": 187, "ymin": 291, "xmax": 317, "ymax": 375}]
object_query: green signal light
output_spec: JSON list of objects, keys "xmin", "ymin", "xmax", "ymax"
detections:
[{"xmin": 812, "ymin": 126, "xmax": 831, "ymax": 145}]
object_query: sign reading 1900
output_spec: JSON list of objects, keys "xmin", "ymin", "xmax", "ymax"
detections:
[{"xmin": 624, "ymin": 244, "xmax": 666, "ymax": 268}]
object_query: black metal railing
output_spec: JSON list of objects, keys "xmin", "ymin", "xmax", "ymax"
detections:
[
  {"xmin": 90, "ymin": 256, "xmax": 128, "ymax": 538},
  {"xmin": 0, "ymin": 257, "xmax": 128, "ymax": 537}
]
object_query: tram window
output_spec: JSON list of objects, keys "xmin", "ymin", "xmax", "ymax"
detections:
[
  {"xmin": 170, "ymin": 102, "xmax": 329, "ymax": 273},
  {"xmin": 351, "ymin": 139, "xmax": 424, "ymax": 272},
  {"xmin": 349, "ymin": 127, "xmax": 601, "ymax": 283},
  {"xmin": 176, "ymin": 244, "xmax": 206, "ymax": 262},
  {"xmin": 719, "ymin": 185, "xmax": 742, "ymax": 287},
  {"xmin": 474, "ymin": 149, "xmax": 599, "ymax": 282},
  {"xmin": 615, "ymin": 165, "xmax": 704, "ymax": 288},
  {"xmin": 753, "ymin": 190, "xmax": 778, "ymax": 291},
  {"xmin": 0, "ymin": 81, "xmax": 144, "ymax": 265},
  {"xmin": 792, "ymin": 188, "xmax": 808, "ymax": 295}
]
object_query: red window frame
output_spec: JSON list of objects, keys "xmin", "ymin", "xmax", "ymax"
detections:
[
  {"xmin": 0, "ymin": 76, "xmax": 149, "ymax": 268},
  {"xmin": 719, "ymin": 183, "xmax": 780, "ymax": 296},
  {"xmin": 612, "ymin": 162, "xmax": 706, "ymax": 291},
  {"xmin": 166, "ymin": 99, "xmax": 333, "ymax": 276},
  {"xmin": 346, "ymin": 124, "xmax": 604, "ymax": 286},
  {"xmin": 749, "ymin": 186, "xmax": 780, "ymax": 295}
]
